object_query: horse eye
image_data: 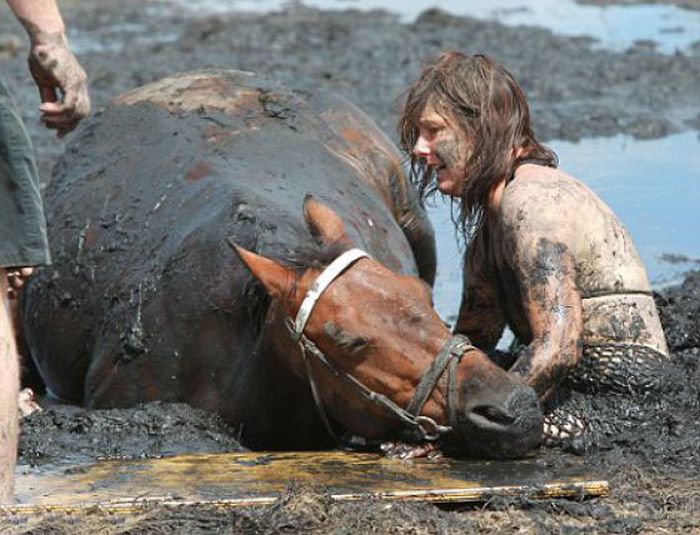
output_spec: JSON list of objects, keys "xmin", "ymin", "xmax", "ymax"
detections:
[
  {"xmin": 343, "ymin": 336, "xmax": 369, "ymax": 352},
  {"xmin": 340, "ymin": 336, "xmax": 369, "ymax": 353},
  {"xmin": 324, "ymin": 321, "xmax": 369, "ymax": 353}
]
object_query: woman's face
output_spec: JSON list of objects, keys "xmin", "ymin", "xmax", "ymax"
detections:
[{"xmin": 412, "ymin": 101, "xmax": 471, "ymax": 197}]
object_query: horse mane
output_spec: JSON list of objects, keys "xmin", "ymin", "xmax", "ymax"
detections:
[{"xmin": 282, "ymin": 239, "xmax": 353, "ymax": 272}]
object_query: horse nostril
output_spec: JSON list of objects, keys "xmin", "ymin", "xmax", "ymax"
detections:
[
  {"xmin": 454, "ymin": 386, "xmax": 543, "ymax": 459},
  {"xmin": 472, "ymin": 405, "xmax": 516, "ymax": 426}
]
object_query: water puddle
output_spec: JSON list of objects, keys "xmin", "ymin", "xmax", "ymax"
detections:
[
  {"xmin": 163, "ymin": 0, "xmax": 700, "ymax": 54},
  {"xmin": 68, "ymin": 23, "xmax": 179, "ymax": 55},
  {"xmin": 429, "ymin": 131, "xmax": 700, "ymax": 319}
]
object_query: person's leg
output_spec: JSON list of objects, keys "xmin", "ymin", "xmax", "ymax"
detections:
[
  {"xmin": 0, "ymin": 79, "xmax": 51, "ymax": 503},
  {"xmin": 0, "ymin": 272, "xmax": 19, "ymax": 504}
]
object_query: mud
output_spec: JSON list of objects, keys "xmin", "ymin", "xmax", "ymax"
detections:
[
  {"xmin": 8, "ymin": 273, "xmax": 698, "ymax": 531},
  {"xmin": 1, "ymin": 1, "xmax": 699, "ymax": 182},
  {"xmin": 1, "ymin": 0, "xmax": 699, "ymax": 532},
  {"xmin": 18, "ymin": 402, "xmax": 246, "ymax": 468}
]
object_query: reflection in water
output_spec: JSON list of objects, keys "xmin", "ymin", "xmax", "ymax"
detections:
[
  {"xmin": 429, "ymin": 131, "xmax": 700, "ymax": 320},
  {"xmin": 167, "ymin": 0, "xmax": 700, "ymax": 54}
]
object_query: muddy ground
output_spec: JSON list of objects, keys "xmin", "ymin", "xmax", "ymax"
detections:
[
  {"xmin": 5, "ymin": 274, "xmax": 698, "ymax": 534},
  {"xmin": 1, "ymin": 0, "xmax": 699, "ymax": 181},
  {"xmin": 1, "ymin": 1, "xmax": 699, "ymax": 532}
]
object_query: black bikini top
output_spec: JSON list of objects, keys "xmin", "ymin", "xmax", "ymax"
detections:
[{"xmin": 507, "ymin": 157, "xmax": 556, "ymax": 184}]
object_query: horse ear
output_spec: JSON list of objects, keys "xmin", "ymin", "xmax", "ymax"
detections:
[
  {"xmin": 303, "ymin": 195, "xmax": 350, "ymax": 245},
  {"xmin": 228, "ymin": 240, "xmax": 293, "ymax": 299}
]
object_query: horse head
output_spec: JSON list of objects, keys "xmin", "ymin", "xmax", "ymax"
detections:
[{"xmin": 232, "ymin": 196, "xmax": 543, "ymax": 458}]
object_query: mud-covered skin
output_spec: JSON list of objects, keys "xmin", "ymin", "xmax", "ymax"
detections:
[
  {"xmin": 22, "ymin": 70, "xmax": 436, "ymax": 450},
  {"xmin": 434, "ymin": 140, "xmax": 462, "ymax": 170},
  {"xmin": 454, "ymin": 164, "xmax": 669, "ymax": 438},
  {"xmin": 6, "ymin": 2, "xmax": 90, "ymax": 137}
]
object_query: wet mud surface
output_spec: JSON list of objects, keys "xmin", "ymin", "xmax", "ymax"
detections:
[
  {"xmin": 7, "ymin": 273, "xmax": 698, "ymax": 532},
  {"xmin": 18, "ymin": 402, "xmax": 247, "ymax": 468},
  {"xmin": 1, "ymin": 0, "xmax": 699, "ymax": 532},
  {"xmin": 1, "ymin": 0, "xmax": 699, "ymax": 181}
]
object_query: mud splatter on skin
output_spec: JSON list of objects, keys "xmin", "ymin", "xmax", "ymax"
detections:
[
  {"xmin": 509, "ymin": 238, "xmax": 576, "ymax": 336},
  {"xmin": 507, "ymin": 239, "xmax": 581, "ymax": 399},
  {"xmin": 527, "ymin": 239, "xmax": 572, "ymax": 289},
  {"xmin": 433, "ymin": 139, "xmax": 465, "ymax": 182},
  {"xmin": 453, "ymin": 227, "xmax": 510, "ymax": 353}
]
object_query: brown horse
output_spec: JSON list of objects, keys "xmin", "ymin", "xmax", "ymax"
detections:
[
  {"xmin": 23, "ymin": 71, "xmax": 542, "ymax": 458},
  {"xmin": 233, "ymin": 197, "xmax": 543, "ymax": 458}
]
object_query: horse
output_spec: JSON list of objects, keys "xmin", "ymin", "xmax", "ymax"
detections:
[{"xmin": 23, "ymin": 70, "xmax": 542, "ymax": 457}]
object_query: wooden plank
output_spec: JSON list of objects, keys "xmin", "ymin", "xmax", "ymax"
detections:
[{"xmin": 7, "ymin": 451, "xmax": 608, "ymax": 514}]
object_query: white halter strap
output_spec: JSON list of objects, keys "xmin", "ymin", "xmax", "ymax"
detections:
[{"xmin": 291, "ymin": 248, "xmax": 370, "ymax": 341}]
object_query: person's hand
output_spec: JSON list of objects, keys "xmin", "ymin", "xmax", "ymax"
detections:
[
  {"xmin": 28, "ymin": 36, "xmax": 90, "ymax": 137},
  {"xmin": 18, "ymin": 388, "xmax": 42, "ymax": 418},
  {"xmin": 7, "ymin": 267, "xmax": 34, "ymax": 299}
]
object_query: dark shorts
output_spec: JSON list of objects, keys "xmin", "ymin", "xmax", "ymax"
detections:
[{"xmin": 0, "ymin": 77, "xmax": 50, "ymax": 268}]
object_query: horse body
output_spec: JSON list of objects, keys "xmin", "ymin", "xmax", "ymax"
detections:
[
  {"xmin": 24, "ymin": 70, "xmax": 542, "ymax": 456},
  {"xmin": 22, "ymin": 70, "xmax": 432, "ymax": 448}
]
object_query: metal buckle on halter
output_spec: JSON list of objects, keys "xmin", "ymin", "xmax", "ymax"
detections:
[{"xmin": 414, "ymin": 415, "xmax": 452, "ymax": 441}]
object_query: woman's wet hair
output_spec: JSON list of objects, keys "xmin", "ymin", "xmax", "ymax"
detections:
[{"xmin": 398, "ymin": 51, "xmax": 558, "ymax": 239}]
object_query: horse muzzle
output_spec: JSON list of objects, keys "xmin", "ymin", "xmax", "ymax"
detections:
[{"xmin": 449, "ymin": 383, "xmax": 544, "ymax": 459}]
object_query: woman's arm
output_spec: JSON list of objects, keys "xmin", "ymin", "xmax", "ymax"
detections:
[
  {"xmin": 453, "ymin": 227, "xmax": 506, "ymax": 351},
  {"xmin": 6, "ymin": 0, "xmax": 65, "ymax": 38},
  {"xmin": 499, "ymin": 180, "xmax": 584, "ymax": 401}
]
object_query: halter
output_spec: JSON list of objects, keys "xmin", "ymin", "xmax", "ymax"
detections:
[{"xmin": 286, "ymin": 248, "xmax": 476, "ymax": 443}]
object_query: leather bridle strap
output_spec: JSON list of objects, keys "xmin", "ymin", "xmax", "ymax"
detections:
[
  {"xmin": 406, "ymin": 334, "xmax": 476, "ymax": 419},
  {"xmin": 447, "ymin": 351, "xmax": 465, "ymax": 430},
  {"xmin": 291, "ymin": 248, "xmax": 369, "ymax": 342}
]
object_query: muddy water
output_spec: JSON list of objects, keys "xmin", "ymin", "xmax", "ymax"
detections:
[{"xmin": 166, "ymin": 0, "xmax": 700, "ymax": 54}]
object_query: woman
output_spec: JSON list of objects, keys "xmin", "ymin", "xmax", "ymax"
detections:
[{"xmin": 398, "ymin": 52, "xmax": 669, "ymax": 442}]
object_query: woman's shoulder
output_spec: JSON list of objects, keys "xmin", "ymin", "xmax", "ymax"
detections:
[
  {"xmin": 498, "ymin": 165, "xmax": 596, "ymax": 235},
  {"xmin": 501, "ymin": 165, "xmax": 594, "ymax": 212}
]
